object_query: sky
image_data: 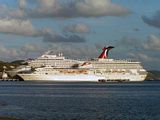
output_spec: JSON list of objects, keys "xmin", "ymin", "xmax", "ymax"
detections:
[{"xmin": 0, "ymin": 0, "xmax": 160, "ymax": 70}]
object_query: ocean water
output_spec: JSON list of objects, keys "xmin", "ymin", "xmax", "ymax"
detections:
[{"xmin": 0, "ymin": 81, "xmax": 160, "ymax": 120}]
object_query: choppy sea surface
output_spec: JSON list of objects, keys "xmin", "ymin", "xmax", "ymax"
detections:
[{"xmin": 0, "ymin": 81, "xmax": 160, "ymax": 120}]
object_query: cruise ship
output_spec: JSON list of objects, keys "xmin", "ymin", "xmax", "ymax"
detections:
[{"xmin": 18, "ymin": 46, "xmax": 147, "ymax": 82}]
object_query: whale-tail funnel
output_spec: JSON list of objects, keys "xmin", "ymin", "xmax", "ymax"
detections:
[{"xmin": 98, "ymin": 46, "xmax": 114, "ymax": 59}]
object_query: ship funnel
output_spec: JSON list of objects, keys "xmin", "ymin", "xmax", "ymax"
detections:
[{"xmin": 98, "ymin": 46, "xmax": 114, "ymax": 59}]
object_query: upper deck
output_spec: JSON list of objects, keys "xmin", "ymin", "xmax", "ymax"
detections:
[{"xmin": 90, "ymin": 58, "xmax": 141, "ymax": 64}]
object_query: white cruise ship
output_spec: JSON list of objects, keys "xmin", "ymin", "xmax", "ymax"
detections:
[{"xmin": 18, "ymin": 46, "xmax": 147, "ymax": 82}]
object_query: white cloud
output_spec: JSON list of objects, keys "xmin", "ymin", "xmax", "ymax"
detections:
[
  {"xmin": 38, "ymin": 0, "xmax": 59, "ymax": 8},
  {"xmin": 0, "ymin": 18, "xmax": 38, "ymax": 36},
  {"xmin": 0, "ymin": 43, "xmax": 99, "ymax": 61},
  {"xmin": 25, "ymin": 0, "xmax": 131, "ymax": 18},
  {"xmin": 0, "ymin": 18, "xmax": 86, "ymax": 43},
  {"xmin": 21, "ymin": 44, "xmax": 44, "ymax": 53},
  {"xmin": 143, "ymin": 34, "xmax": 160, "ymax": 51},
  {"xmin": 0, "ymin": 0, "xmax": 131, "ymax": 19},
  {"xmin": 0, "ymin": 44, "xmax": 46, "ymax": 61},
  {"xmin": 63, "ymin": 23, "xmax": 90, "ymax": 33},
  {"xmin": 0, "ymin": 45, "xmax": 19, "ymax": 60},
  {"xmin": 129, "ymin": 53, "xmax": 155, "ymax": 62},
  {"xmin": 28, "ymin": 0, "xmax": 62, "ymax": 18},
  {"xmin": 0, "ymin": 4, "xmax": 25, "ymax": 19},
  {"xmin": 18, "ymin": 0, "xmax": 27, "ymax": 10},
  {"xmin": 75, "ymin": 0, "xmax": 130, "ymax": 17},
  {"xmin": 48, "ymin": 43, "xmax": 99, "ymax": 59}
]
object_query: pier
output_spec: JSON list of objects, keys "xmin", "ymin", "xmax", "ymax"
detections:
[{"xmin": 0, "ymin": 79, "xmax": 20, "ymax": 81}]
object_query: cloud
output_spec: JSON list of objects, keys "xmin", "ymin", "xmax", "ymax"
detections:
[
  {"xmin": 142, "ymin": 10, "xmax": 160, "ymax": 29},
  {"xmin": 20, "ymin": 44, "xmax": 44, "ymax": 53},
  {"xmin": 0, "ymin": 4, "xmax": 25, "ymax": 19},
  {"xmin": 38, "ymin": 28, "xmax": 86, "ymax": 43},
  {"xmin": 0, "ymin": 43, "xmax": 99, "ymax": 61},
  {"xmin": 129, "ymin": 52, "xmax": 155, "ymax": 62},
  {"xmin": 18, "ymin": 0, "xmax": 27, "ymax": 10},
  {"xmin": 117, "ymin": 35, "xmax": 160, "ymax": 52},
  {"xmin": 48, "ymin": 43, "xmax": 99, "ymax": 59},
  {"xmin": 0, "ymin": 44, "xmax": 20, "ymax": 60},
  {"xmin": 23, "ymin": 0, "xmax": 131, "ymax": 18},
  {"xmin": 63, "ymin": 23, "xmax": 90, "ymax": 33},
  {"xmin": 0, "ymin": 43, "xmax": 46, "ymax": 61},
  {"xmin": 128, "ymin": 51, "xmax": 160, "ymax": 70},
  {"xmin": 74, "ymin": 0, "xmax": 130, "ymax": 17},
  {"xmin": 43, "ymin": 33, "xmax": 86, "ymax": 43},
  {"xmin": 114, "ymin": 35, "xmax": 160, "ymax": 70},
  {"xmin": 38, "ymin": 0, "xmax": 59, "ymax": 8},
  {"xmin": 0, "ymin": 18, "xmax": 38, "ymax": 36},
  {"xmin": 143, "ymin": 34, "xmax": 160, "ymax": 51},
  {"xmin": 116, "ymin": 36, "xmax": 143, "ymax": 51},
  {"xmin": 129, "ymin": 51, "xmax": 160, "ymax": 69},
  {"xmin": 0, "ymin": 18, "xmax": 86, "ymax": 43}
]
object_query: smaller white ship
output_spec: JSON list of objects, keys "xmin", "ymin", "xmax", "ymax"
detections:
[{"xmin": 1, "ymin": 66, "xmax": 8, "ymax": 80}]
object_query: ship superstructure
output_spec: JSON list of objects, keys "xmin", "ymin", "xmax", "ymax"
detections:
[
  {"xmin": 28, "ymin": 51, "xmax": 82, "ymax": 68},
  {"xmin": 18, "ymin": 46, "xmax": 147, "ymax": 82},
  {"xmin": 87, "ymin": 58, "xmax": 146, "ymax": 81}
]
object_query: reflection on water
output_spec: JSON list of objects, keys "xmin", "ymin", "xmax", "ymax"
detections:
[{"xmin": 0, "ymin": 81, "xmax": 160, "ymax": 120}]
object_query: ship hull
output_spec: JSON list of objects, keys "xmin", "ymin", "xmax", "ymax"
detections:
[
  {"xmin": 18, "ymin": 74, "xmax": 106, "ymax": 82},
  {"xmin": 18, "ymin": 73, "xmax": 146, "ymax": 82}
]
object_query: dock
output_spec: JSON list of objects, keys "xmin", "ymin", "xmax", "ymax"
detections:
[{"xmin": 0, "ymin": 79, "xmax": 20, "ymax": 81}]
